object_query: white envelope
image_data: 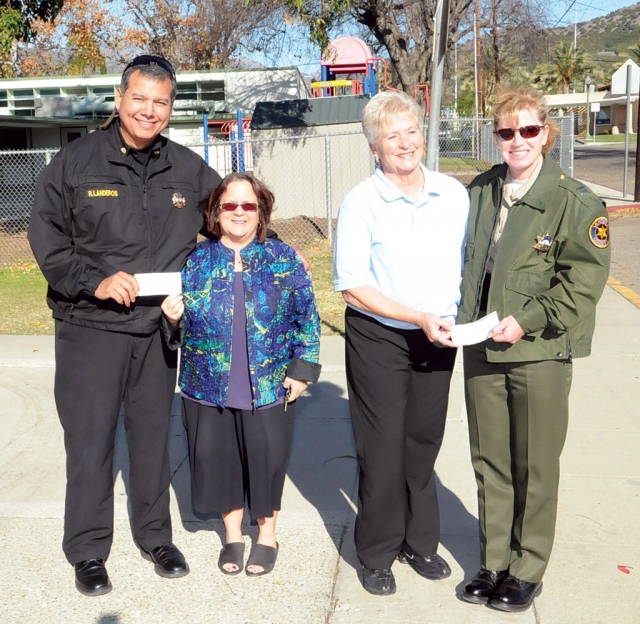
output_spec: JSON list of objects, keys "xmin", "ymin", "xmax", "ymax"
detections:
[
  {"xmin": 451, "ymin": 311, "xmax": 500, "ymax": 346},
  {"xmin": 134, "ymin": 272, "xmax": 182, "ymax": 296}
]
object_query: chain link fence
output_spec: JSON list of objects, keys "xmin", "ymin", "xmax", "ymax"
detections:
[{"xmin": 0, "ymin": 116, "xmax": 573, "ymax": 268}]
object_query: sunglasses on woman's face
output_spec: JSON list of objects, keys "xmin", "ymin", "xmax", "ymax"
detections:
[
  {"xmin": 220, "ymin": 202, "xmax": 258, "ymax": 212},
  {"xmin": 493, "ymin": 125, "xmax": 545, "ymax": 141}
]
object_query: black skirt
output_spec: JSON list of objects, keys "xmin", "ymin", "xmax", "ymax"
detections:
[{"xmin": 182, "ymin": 398, "xmax": 295, "ymax": 519}]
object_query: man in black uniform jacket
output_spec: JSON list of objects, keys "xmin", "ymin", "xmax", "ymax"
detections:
[{"xmin": 28, "ymin": 56, "xmax": 222, "ymax": 596}]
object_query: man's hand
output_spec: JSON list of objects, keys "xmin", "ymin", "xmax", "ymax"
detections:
[
  {"xmin": 416, "ymin": 312, "xmax": 456, "ymax": 347},
  {"xmin": 161, "ymin": 293, "xmax": 184, "ymax": 327},
  {"xmin": 489, "ymin": 315, "xmax": 525, "ymax": 344},
  {"xmin": 95, "ymin": 272, "xmax": 139, "ymax": 307}
]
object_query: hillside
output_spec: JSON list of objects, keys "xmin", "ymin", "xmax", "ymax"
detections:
[{"xmin": 552, "ymin": 2, "xmax": 640, "ymax": 69}]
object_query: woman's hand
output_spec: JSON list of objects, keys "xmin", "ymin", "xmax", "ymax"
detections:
[
  {"xmin": 489, "ymin": 315, "xmax": 525, "ymax": 344},
  {"xmin": 161, "ymin": 293, "xmax": 184, "ymax": 327},
  {"xmin": 416, "ymin": 312, "xmax": 456, "ymax": 347},
  {"xmin": 283, "ymin": 377, "xmax": 308, "ymax": 403}
]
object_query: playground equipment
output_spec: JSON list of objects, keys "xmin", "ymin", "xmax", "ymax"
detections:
[{"xmin": 310, "ymin": 36, "xmax": 429, "ymax": 111}]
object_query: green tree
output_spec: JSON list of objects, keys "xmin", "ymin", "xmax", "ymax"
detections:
[
  {"xmin": 550, "ymin": 42, "xmax": 590, "ymax": 94},
  {"xmin": 9, "ymin": 0, "xmax": 64, "ymax": 41},
  {"xmin": 0, "ymin": 5, "xmax": 25, "ymax": 76},
  {"xmin": 628, "ymin": 44, "xmax": 640, "ymax": 65}
]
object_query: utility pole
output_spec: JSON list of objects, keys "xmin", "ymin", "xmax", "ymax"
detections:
[
  {"xmin": 624, "ymin": 63, "xmax": 632, "ymax": 197},
  {"xmin": 492, "ymin": 0, "xmax": 499, "ymax": 87},
  {"xmin": 635, "ymin": 83, "xmax": 640, "ymax": 201},
  {"xmin": 426, "ymin": 0, "xmax": 450, "ymax": 171},
  {"xmin": 475, "ymin": 0, "xmax": 484, "ymax": 116}
]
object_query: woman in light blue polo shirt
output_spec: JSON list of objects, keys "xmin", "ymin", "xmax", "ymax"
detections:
[{"xmin": 333, "ymin": 90, "xmax": 469, "ymax": 596}]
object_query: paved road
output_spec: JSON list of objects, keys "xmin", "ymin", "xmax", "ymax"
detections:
[
  {"xmin": 573, "ymin": 143, "xmax": 640, "ymax": 299},
  {"xmin": 574, "ymin": 143, "xmax": 637, "ymax": 194}
]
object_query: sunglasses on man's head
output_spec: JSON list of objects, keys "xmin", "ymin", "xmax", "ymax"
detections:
[
  {"xmin": 124, "ymin": 55, "xmax": 175, "ymax": 77},
  {"xmin": 493, "ymin": 125, "xmax": 545, "ymax": 141},
  {"xmin": 220, "ymin": 202, "xmax": 258, "ymax": 212}
]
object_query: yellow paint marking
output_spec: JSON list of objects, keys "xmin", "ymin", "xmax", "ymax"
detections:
[{"xmin": 608, "ymin": 276, "xmax": 640, "ymax": 310}]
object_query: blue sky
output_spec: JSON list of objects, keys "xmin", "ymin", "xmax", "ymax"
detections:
[{"xmin": 552, "ymin": 0, "xmax": 639, "ymax": 27}]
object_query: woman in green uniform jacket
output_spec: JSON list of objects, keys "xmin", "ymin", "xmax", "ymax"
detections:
[{"xmin": 457, "ymin": 86, "xmax": 610, "ymax": 612}]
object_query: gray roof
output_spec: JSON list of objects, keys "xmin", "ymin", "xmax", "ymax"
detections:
[{"xmin": 250, "ymin": 95, "xmax": 369, "ymax": 129}]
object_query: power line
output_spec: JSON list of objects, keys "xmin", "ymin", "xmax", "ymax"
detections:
[{"xmin": 553, "ymin": 0, "xmax": 580, "ymax": 29}]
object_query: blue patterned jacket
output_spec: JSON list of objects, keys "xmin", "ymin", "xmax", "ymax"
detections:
[{"xmin": 179, "ymin": 237, "xmax": 321, "ymax": 408}]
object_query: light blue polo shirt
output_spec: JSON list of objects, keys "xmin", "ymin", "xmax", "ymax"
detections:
[{"xmin": 333, "ymin": 163, "xmax": 469, "ymax": 330}]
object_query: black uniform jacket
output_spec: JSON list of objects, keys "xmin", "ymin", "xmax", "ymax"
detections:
[{"xmin": 28, "ymin": 121, "xmax": 222, "ymax": 334}]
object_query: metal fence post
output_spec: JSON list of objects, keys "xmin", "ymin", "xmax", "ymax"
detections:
[{"xmin": 325, "ymin": 134, "xmax": 333, "ymax": 246}]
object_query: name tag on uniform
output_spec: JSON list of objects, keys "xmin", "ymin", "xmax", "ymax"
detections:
[{"xmin": 135, "ymin": 272, "xmax": 182, "ymax": 296}]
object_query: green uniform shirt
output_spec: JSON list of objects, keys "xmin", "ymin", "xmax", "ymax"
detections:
[{"xmin": 458, "ymin": 156, "xmax": 611, "ymax": 363}]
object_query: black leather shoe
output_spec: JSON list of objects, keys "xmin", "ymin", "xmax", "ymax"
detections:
[
  {"xmin": 461, "ymin": 568, "xmax": 508, "ymax": 604},
  {"xmin": 74, "ymin": 559, "xmax": 112, "ymax": 597},
  {"xmin": 143, "ymin": 543, "xmax": 189, "ymax": 578},
  {"xmin": 361, "ymin": 566, "xmax": 396, "ymax": 595},
  {"xmin": 489, "ymin": 574, "xmax": 542, "ymax": 612},
  {"xmin": 396, "ymin": 551, "xmax": 451, "ymax": 580}
]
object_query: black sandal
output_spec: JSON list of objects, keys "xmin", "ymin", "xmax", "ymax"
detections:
[
  {"xmin": 218, "ymin": 542, "xmax": 245, "ymax": 575},
  {"xmin": 245, "ymin": 543, "xmax": 279, "ymax": 577}
]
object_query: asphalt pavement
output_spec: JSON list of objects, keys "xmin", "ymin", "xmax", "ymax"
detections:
[{"xmin": 0, "ymin": 170, "xmax": 638, "ymax": 622}]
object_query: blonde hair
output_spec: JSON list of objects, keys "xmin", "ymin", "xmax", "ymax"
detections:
[
  {"xmin": 362, "ymin": 90, "xmax": 424, "ymax": 146},
  {"xmin": 492, "ymin": 86, "xmax": 558, "ymax": 154}
]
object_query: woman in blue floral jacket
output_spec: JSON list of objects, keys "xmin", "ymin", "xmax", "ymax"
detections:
[{"xmin": 161, "ymin": 173, "xmax": 321, "ymax": 577}]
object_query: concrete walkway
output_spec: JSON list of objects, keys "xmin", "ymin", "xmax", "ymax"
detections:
[{"xmin": 0, "ymin": 283, "xmax": 638, "ymax": 623}]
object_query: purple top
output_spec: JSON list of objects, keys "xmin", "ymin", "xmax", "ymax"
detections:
[{"xmin": 226, "ymin": 271, "xmax": 253, "ymax": 410}]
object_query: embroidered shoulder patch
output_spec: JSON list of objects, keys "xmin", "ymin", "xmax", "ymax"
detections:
[{"xmin": 589, "ymin": 216, "xmax": 609, "ymax": 248}]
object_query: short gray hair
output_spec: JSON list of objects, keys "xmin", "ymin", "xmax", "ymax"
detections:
[
  {"xmin": 362, "ymin": 90, "xmax": 424, "ymax": 146},
  {"xmin": 121, "ymin": 63, "xmax": 177, "ymax": 104}
]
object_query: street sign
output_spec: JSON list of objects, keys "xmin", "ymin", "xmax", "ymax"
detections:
[{"xmin": 591, "ymin": 102, "xmax": 601, "ymax": 112}]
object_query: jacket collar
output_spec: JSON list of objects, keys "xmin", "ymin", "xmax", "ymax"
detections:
[
  {"xmin": 209, "ymin": 237, "xmax": 264, "ymax": 262},
  {"xmin": 492, "ymin": 155, "xmax": 562, "ymax": 213},
  {"xmin": 102, "ymin": 120, "xmax": 169, "ymax": 168}
]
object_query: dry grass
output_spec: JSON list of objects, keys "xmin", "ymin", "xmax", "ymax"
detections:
[{"xmin": 309, "ymin": 253, "xmax": 345, "ymax": 336}]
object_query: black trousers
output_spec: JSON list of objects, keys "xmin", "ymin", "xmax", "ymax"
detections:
[
  {"xmin": 54, "ymin": 320, "xmax": 177, "ymax": 565},
  {"xmin": 345, "ymin": 307, "xmax": 456, "ymax": 570},
  {"xmin": 182, "ymin": 399, "xmax": 295, "ymax": 519}
]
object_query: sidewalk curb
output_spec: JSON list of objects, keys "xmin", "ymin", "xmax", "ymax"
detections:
[{"xmin": 607, "ymin": 276, "xmax": 640, "ymax": 310}]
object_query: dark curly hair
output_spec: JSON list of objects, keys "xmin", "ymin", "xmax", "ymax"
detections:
[{"xmin": 202, "ymin": 172, "xmax": 274, "ymax": 243}]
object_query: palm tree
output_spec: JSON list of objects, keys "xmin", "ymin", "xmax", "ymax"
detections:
[
  {"xmin": 550, "ymin": 42, "xmax": 590, "ymax": 94},
  {"xmin": 629, "ymin": 45, "xmax": 640, "ymax": 65}
]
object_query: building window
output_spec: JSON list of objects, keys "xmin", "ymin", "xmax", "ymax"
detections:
[
  {"xmin": 13, "ymin": 88, "xmax": 35, "ymax": 110},
  {"xmin": 65, "ymin": 87, "xmax": 88, "ymax": 97},
  {"xmin": 39, "ymin": 88, "xmax": 61, "ymax": 97},
  {"xmin": 176, "ymin": 82, "xmax": 198, "ymax": 100},
  {"xmin": 200, "ymin": 81, "xmax": 225, "ymax": 101},
  {"xmin": 596, "ymin": 107, "xmax": 611, "ymax": 125},
  {"xmin": 92, "ymin": 86, "xmax": 115, "ymax": 102},
  {"xmin": 0, "ymin": 90, "xmax": 9, "ymax": 107}
]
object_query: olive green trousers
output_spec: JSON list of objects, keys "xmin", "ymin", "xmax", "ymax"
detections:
[{"xmin": 463, "ymin": 341, "xmax": 573, "ymax": 583}]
